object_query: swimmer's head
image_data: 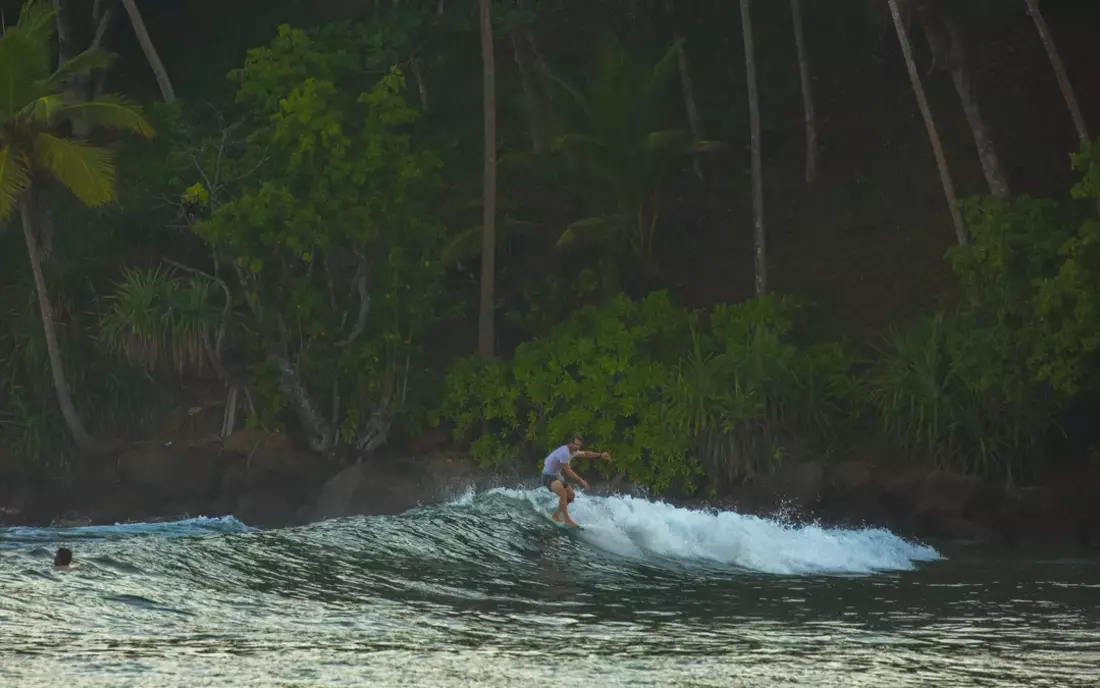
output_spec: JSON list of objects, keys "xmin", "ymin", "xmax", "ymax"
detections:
[{"xmin": 54, "ymin": 547, "xmax": 72, "ymax": 567}]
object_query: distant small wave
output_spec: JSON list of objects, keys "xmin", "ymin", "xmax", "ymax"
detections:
[{"xmin": 0, "ymin": 515, "xmax": 253, "ymax": 547}]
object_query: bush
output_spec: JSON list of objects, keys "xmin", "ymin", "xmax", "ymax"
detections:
[
  {"xmin": 868, "ymin": 312, "xmax": 1055, "ymax": 482},
  {"xmin": 440, "ymin": 292, "xmax": 857, "ymax": 492},
  {"xmin": 664, "ymin": 296, "xmax": 858, "ymax": 489},
  {"xmin": 0, "ymin": 284, "xmax": 158, "ymax": 470},
  {"xmin": 877, "ymin": 144, "xmax": 1100, "ymax": 481},
  {"xmin": 441, "ymin": 292, "xmax": 696, "ymax": 490}
]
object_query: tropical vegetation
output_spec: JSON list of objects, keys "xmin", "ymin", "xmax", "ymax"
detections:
[{"xmin": 2, "ymin": 0, "xmax": 1100, "ymax": 496}]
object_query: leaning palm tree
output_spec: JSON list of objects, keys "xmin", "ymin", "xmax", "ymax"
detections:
[
  {"xmin": 0, "ymin": 0, "xmax": 154, "ymax": 452},
  {"xmin": 477, "ymin": 0, "xmax": 498, "ymax": 358},
  {"xmin": 119, "ymin": 0, "xmax": 176, "ymax": 102},
  {"xmin": 887, "ymin": 0, "xmax": 967, "ymax": 245}
]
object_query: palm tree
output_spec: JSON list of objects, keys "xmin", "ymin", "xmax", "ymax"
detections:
[
  {"xmin": 119, "ymin": 0, "xmax": 176, "ymax": 102},
  {"xmin": 1023, "ymin": 0, "xmax": 1089, "ymax": 149},
  {"xmin": 478, "ymin": 0, "xmax": 497, "ymax": 358},
  {"xmin": 887, "ymin": 0, "xmax": 967, "ymax": 245},
  {"xmin": 0, "ymin": 0, "xmax": 154, "ymax": 452},
  {"xmin": 662, "ymin": 0, "xmax": 705, "ymax": 178},
  {"xmin": 740, "ymin": 0, "xmax": 766, "ymax": 295},
  {"xmin": 545, "ymin": 36, "xmax": 718, "ymax": 276},
  {"xmin": 917, "ymin": 4, "xmax": 1009, "ymax": 201},
  {"xmin": 790, "ymin": 0, "xmax": 817, "ymax": 183}
]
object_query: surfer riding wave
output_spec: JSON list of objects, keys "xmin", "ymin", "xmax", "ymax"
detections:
[{"xmin": 541, "ymin": 434, "xmax": 611, "ymax": 527}]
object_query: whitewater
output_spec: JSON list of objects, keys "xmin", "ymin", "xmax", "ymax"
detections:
[{"xmin": 2, "ymin": 488, "xmax": 1098, "ymax": 687}]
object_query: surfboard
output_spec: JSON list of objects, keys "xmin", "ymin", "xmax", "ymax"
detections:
[{"xmin": 542, "ymin": 511, "xmax": 584, "ymax": 530}]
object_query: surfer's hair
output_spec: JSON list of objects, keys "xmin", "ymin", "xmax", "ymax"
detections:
[
  {"xmin": 54, "ymin": 547, "xmax": 72, "ymax": 566},
  {"xmin": 572, "ymin": 434, "xmax": 584, "ymax": 444}
]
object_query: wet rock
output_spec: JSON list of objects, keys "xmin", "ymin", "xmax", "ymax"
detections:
[
  {"xmin": 222, "ymin": 429, "xmax": 323, "ymax": 496},
  {"xmin": 234, "ymin": 491, "xmax": 304, "ymax": 528},
  {"xmin": 117, "ymin": 443, "xmax": 220, "ymax": 500},
  {"xmin": 312, "ymin": 459, "xmax": 435, "ymax": 521}
]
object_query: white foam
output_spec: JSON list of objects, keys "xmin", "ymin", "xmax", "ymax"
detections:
[
  {"xmin": 445, "ymin": 486, "xmax": 477, "ymax": 508},
  {"xmin": 488, "ymin": 487, "xmax": 940, "ymax": 575}
]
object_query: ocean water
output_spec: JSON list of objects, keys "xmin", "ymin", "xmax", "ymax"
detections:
[{"xmin": 1, "ymin": 487, "xmax": 1098, "ymax": 686}]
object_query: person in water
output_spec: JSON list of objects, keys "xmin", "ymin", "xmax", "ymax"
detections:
[
  {"xmin": 54, "ymin": 547, "xmax": 72, "ymax": 569},
  {"xmin": 542, "ymin": 434, "xmax": 611, "ymax": 527}
]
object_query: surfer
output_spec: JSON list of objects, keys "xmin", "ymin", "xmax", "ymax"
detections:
[
  {"xmin": 542, "ymin": 435, "xmax": 611, "ymax": 527},
  {"xmin": 54, "ymin": 547, "xmax": 72, "ymax": 570}
]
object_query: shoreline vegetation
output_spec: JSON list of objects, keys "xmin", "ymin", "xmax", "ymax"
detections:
[{"xmin": 2, "ymin": 0, "xmax": 1100, "ymax": 545}]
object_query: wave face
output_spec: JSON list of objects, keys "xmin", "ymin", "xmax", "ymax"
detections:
[
  {"xmin": 4, "ymin": 488, "xmax": 1097, "ymax": 687},
  {"xmin": 482, "ymin": 487, "xmax": 939, "ymax": 574}
]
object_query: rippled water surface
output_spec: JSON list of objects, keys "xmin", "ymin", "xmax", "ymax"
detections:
[{"xmin": 2, "ymin": 488, "xmax": 1098, "ymax": 686}]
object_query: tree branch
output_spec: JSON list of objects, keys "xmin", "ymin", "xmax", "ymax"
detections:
[
  {"xmin": 91, "ymin": 1, "xmax": 115, "ymax": 50},
  {"xmin": 335, "ymin": 254, "xmax": 370, "ymax": 348}
]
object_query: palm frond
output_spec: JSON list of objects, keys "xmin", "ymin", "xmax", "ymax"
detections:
[
  {"xmin": 556, "ymin": 215, "xmax": 620, "ymax": 248},
  {"xmin": 442, "ymin": 225, "xmax": 483, "ymax": 265},
  {"xmin": 15, "ymin": 0, "xmax": 57, "ymax": 48},
  {"xmin": 0, "ymin": 29, "xmax": 47, "ymax": 114},
  {"xmin": 644, "ymin": 40, "xmax": 683, "ymax": 101},
  {"xmin": 33, "ymin": 133, "xmax": 116, "ymax": 206},
  {"xmin": 691, "ymin": 139, "xmax": 724, "ymax": 154},
  {"xmin": 57, "ymin": 95, "xmax": 155, "ymax": 138},
  {"xmin": 442, "ymin": 219, "xmax": 542, "ymax": 264},
  {"xmin": 644, "ymin": 129, "xmax": 692, "ymax": 153},
  {"xmin": 551, "ymin": 132, "xmax": 602, "ymax": 154},
  {"xmin": 39, "ymin": 47, "xmax": 118, "ymax": 92},
  {"xmin": 0, "ymin": 145, "xmax": 32, "ymax": 222},
  {"xmin": 15, "ymin": 93, "xmax": 62, "ymax": 126},
  {"xmin": 542, "ymin": 68, "xmax": 594, "ymax": 130}
]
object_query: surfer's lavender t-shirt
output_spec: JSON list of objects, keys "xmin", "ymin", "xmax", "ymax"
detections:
[{"xmin": 542, "ymin": 445, "xmax": 574, "ymax": 477}]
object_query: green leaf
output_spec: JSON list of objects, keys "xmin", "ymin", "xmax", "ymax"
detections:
[
  {"xmin": 0, "ymin": 144, "xmax": 32, "ymax": 222},
  {"xmin": 58, "ymin": 96, "xmax": 155, "ymax": 138},
  {"xmin": 556, "ymin": 215, "xmax": 620, "ymax": 248},
  {"xmin": 38, "ymin": 47, "xmax": 118, "ymax": 92},
  {"xmin": 15, "ymin": 93, "xmax": 62, "ymax": 126},
  {"xmin": 33, "ymin": 133, "xmax": 117, "ymax": 206}
]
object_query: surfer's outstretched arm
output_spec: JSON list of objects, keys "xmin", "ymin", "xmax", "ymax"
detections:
[{"xmin": 563, "ymin": 464, "xmax": 589, "ymax": 491}]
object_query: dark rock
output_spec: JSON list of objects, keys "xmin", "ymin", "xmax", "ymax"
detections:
[
  {"xmin": 773, "ymin": 459, "xmax": 825, "ymax": 509},
  {"xmin": 222, "ymin": 429, "xmax": 324, "ymax": 496},
  {"xmin": 724, "ymin": 459, "xmax": 825, "ymax": 520},
  {"xmin": 312, "ymin": 459, "xmax": 435, "ymax": 521},
  {"xmin": 117, "ymin": 443, "xmax": 221, "ymax": 500},
  {"xmin": 235, "ymin": 491, "xmax": 305, "ymax": 528},
  {"xmin": 828, "ymin": 461, "xmax": 874, "ymax": 492}
]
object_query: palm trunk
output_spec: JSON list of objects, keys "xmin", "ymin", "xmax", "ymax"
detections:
[
  {"xmin": 20, "ymin": 195, "xmax": 97, "ymax": 453},
  {"xmin": 918, "ymin": 7, "xmax": 1010, "ymax": 201},
  {"xmin": 740, "ymin": 0, "xmax": 766, "ymax": 296},
  {"xmin": 119, "ymin": 0, "xmax": 176, "ymax": 102},
  {"xmin": 790, "ymin": 0, "xmax": 818, "ymax": 183},
  {"xmin": 1023, "ymin": 0, "xmax": 1099, "ymax": 216},
  {"xmin": 410, "ymin": 57, "xmax": 429, "ymax": 112},
  {"xmin": 888, "ymin": 0, "xmax": 968, "ymax": 245},
  {"xmin": 1024, "ymin": 0, "xmax": 1089, "ymax": 148},
  {"xmin": 52, "ymin": 0, "xmax": 73, "ymax": 65},
  {"xmin": 477, "ymin": 0, "xmax": 497, "ymax": 357},
  {"xmin": 944, "ymin": 17, "xmax": 1009, "ymax": 201},
  {"xmin": 512, "ymin": 33, "xmax": 544, "ymax": 153},
  {"xmin": 663, "ymin": 0, "xmax": 704, "ymax": 178}
]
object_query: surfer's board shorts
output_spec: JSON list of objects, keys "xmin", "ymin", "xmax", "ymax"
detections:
[{"xmin": 542, "ymin": 473, "xmax": 570, "ymax": 492}]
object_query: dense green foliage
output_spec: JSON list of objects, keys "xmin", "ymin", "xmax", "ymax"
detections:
[
  {"xmin": 441, "ymin": 292, "xmax": 857, "ymax": 491},
  {"xmin": 2, "ymin": 0, "xmax": 1100, "ymax": 494}
]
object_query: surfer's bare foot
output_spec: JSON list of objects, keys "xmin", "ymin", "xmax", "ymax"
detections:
[
  {"xmin": 564, "ymin": 519, "xmax": 578, "ymax": 528},
  {"xmin": 551, "ymin": 513, "xmax": 562, "ymax": 523}
]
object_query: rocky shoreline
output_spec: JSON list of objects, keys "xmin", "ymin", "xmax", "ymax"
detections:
[{"xmin": 2, "ymin": 429, "xmax": 1099, "ymax": 547}]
